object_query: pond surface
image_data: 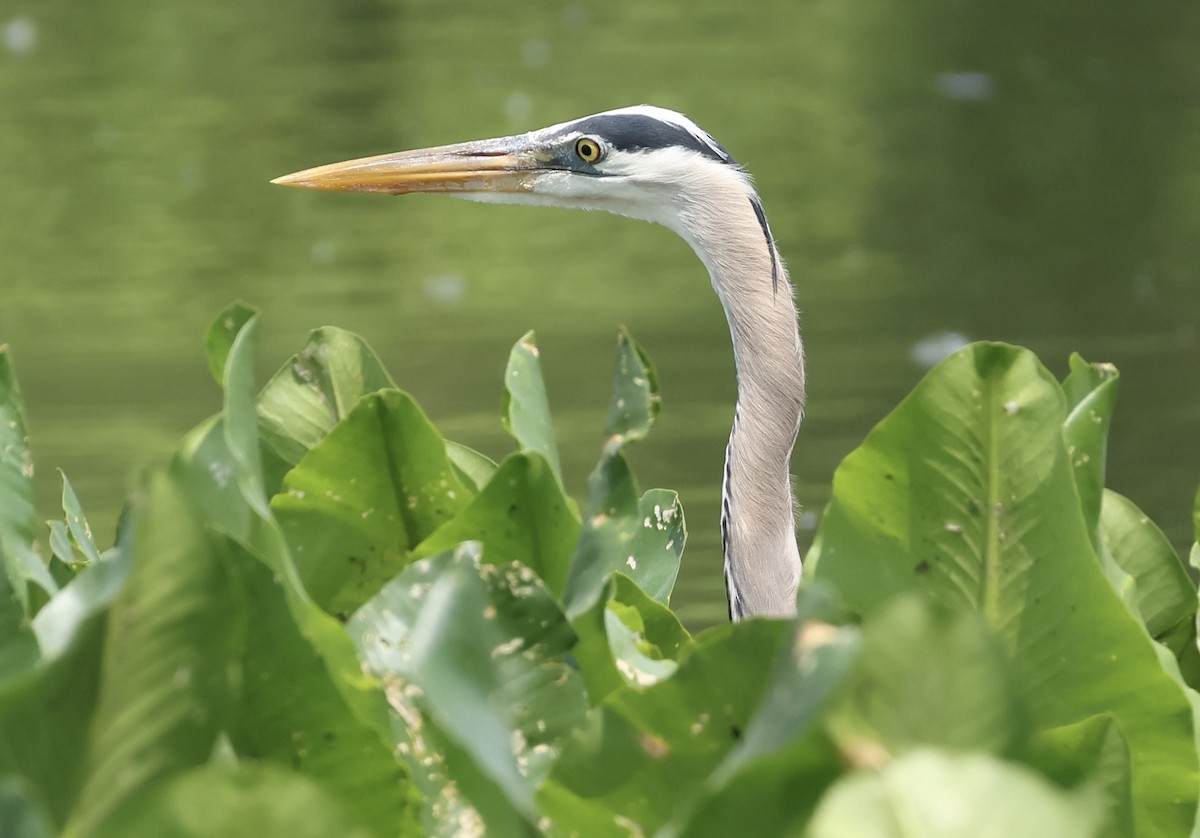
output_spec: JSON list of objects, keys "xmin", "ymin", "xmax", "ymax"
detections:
[{"xmin": 3, "ymin": 0, "xmax": 1198, "ymax": 624}]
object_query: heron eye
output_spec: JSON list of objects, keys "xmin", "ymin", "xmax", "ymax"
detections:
[{"xmin": 575, "ymin": 137, "xmax": 603, "ymax": 164}]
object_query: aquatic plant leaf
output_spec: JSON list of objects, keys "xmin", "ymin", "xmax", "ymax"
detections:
[
  {"xmin": 350, "ymin": 543, "xmax": 588, "ymax": 833},
  {"xmin": 413, "ymin": 452, "xmax": 578, "ymax": 597},
  {"xmin": 272, "ymin": 389, "xmax": 472, "ymax": 616},
  {"xmin": 69, "ymin": 473, "xmax": 245, "ymax": 836},
  {"xmin": 502, "ymin": 331, "xmax": 562, "ymax": 480},
  {"xmin": 808, "ymin": 750, "xmax": 1105, "ymax": 838},
  {"xmin": 93, "ymin": 763, "xmax": 373, "ymax": 838},
  {"xmin": 809, "ymin": 342, "xmax": 1199, "ymax": 836},
  {"xmin": 203, "ymin": 301, "xmax": 258, "ymax": 386},
  {"xmin": 0, "ymin": 348, "xmax": 56, "ymax": 613}
]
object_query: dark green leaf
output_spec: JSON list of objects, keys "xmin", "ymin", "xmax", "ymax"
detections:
[
  {"xmin": 70, "ymin": 473, "xmax": 245, "ymax": 835},
  {"xmin": 94, "ymin": 763, "xmax": 374, "ymax": 838},
  {"xmin": 0, "ymin": 778, "xmax": 55, "ymax": 838},
  {"xmin": 203, "ymin": 301, "xmax": 258, "ymax": 385}
]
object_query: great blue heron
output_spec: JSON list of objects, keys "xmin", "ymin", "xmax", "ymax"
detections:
[{"xmin": 273, "ymin": 106, "xmax": 804, "ymax": 620}]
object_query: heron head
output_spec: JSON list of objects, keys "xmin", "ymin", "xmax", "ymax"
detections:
[{"xmin": 271, "ymin": 105, "xmax": 756, "ymax": 233}]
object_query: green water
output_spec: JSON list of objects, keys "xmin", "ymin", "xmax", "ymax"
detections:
[{"xmin": 3, "ymin": 0, "xmax": 1198, "ymax": 623}]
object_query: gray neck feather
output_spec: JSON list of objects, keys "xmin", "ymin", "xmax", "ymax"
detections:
[{"xmin": 671, "ymin": 182, "xmax": 805, "ymax": 619}]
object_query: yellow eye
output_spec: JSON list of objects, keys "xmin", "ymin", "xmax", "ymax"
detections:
[{"xmin": 575, "ymin": 137, "xmax": 603, "ymax": 164}]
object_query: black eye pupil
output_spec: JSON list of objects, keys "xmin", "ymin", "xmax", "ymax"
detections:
[{"xmin": 579, "ymin": 140, "xmax": 598, "ymax": 161}]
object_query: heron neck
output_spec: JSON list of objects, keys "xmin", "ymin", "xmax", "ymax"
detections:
[{"xmin": 675, "ymin": 195, "xmax": 806, "ymax": 618}]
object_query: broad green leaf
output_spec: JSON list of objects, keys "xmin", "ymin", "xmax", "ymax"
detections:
[
  {"xmin": 808, "ymin": 749, "xmax": 1105, "ymax": 838},
  {"xmin": 1027, "ymin": 715, "xmax": 1134, "ymax": 838},
  {"xmin": 58, "ymin": 471, "xmax": 101, "ymax": 566},
  {"xmin": 203, "ymin": 301, "xmax": 257, "ymax": 385},
  {"xmin": 70, "ymin": 473, "xmax": 245, "ymax": 835},
  {"xmin": 413, "ymin": 452, "xmax": 579, "ymax": 597},
  {"xmin": 272, "ymin": 390, "xmax": 473, "ymax": 616},
  {"xmin": 809, "ymin": 343, "xmax": 1199, "ymax": 835},
  {"xmin": 661, "ymin": 590, "xmax": 858, "ymax": 838},
  {"xmin": 829, "ymin": 594, "xmax": 1025, "ymax": 758},
  {"xmin": 0, "ymin": 348, "xmax": 56, "ymax": 613},
  {"xmin": 172, "ymin": 307, "xmax": 398, "ymax": 760},
  {"xmin": 543, "ymin": 620, "xmax": 787, "ymax": 834},
  {"xmin": 1101, "ymin": 489, "xmax": 1195, "ymax": 639},
  {"xmin": 502, "ymin": 331, "xmax": 562, "ymax": 480},
  {"xmin": 30, "ymin": 548, "xmax": 128, "ymax": 662},
  {"xmin": 94, "ymin": 763, "xmax": 373, "ymax": 838},
  {"xmin": 227, "ymin": 555, "xmax": 419, "ymax": 837},
  {"xmin": 350, "ymin": 543, "xmax": 588, "ymax": 832},
  {"xmin": 256, "ymin": 326, "xmax": 396, "ymax": 489}
]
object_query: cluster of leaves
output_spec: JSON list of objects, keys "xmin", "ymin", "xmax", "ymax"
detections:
[{"xmin": 1, "ymin": 302, "xmax": 1198, "ymax": 837}]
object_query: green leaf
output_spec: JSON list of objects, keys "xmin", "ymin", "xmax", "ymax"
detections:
[
  {"xmin": 809, "ymin": 343, "xmax": 1199, "ymax": 836},
  {"xmin": 69, "ymin": 473, "xmax": 245, "ymax": 836},
  {"xmin": 1062, "ymin": 353, "xmax": 1119, "ymax": 544},
  {"xmin": 223, "ymin": 314, "xmax": 269, "ymax": 519},
  {"xmin": 272, "ymin": 390, "xmax": 473, "ymax": 616},
  {"xmin": 228, "ymin": 555, "xmax": 419, "ymax": 837},
  {"xmin": 413, "ymin": 452, "xmax": 579, "ymax": 597},
  {"xmin": 445, "ymin": 440, "xmax": 498, "ymax": 493},
  {"xmin": 544, "ymin": 620, "xmax": 788, "ymax": 834},
  {"xmin": 203, "ymin": 301, "xmax": 258, "ymax": 385},
  {"xmin": 808, "ymin": 749, "xmax": 1106, "ymax": 838},
  {"xmin": 350, "ymin": 543, "xmax": 588, "ymax": 832},
  {"xmin": 603, "ymin": 328, "xmax": 660, "ymax": 442},
  {"xmin": 1101, "ymin": 489, "xmax": 1196, "ymax": 639},
  {"xmin": 829, "ymin": 594, "xmax": 1025, "ymax": 758},
  {"xmin": 1027, "ymin": 715, "xmax": 1134, "ymax": 838},
  {"xmin": 58, "ymin": 471, "xmax": 101, "ymax": 566},
  {"xmin": 94, "ymin": 763, "xmax": 374, "ymax": 838},
  {"xmin": 256, "ymin": 326, "xmax": 396, "ymax": 485},
  {"xmin": 502, "ymin": 331, "xmax": 562, "ymax": 480},
  {"xmin": 571, "ymin": 573, "xmax": 690, "ymax": 703},
  {"xmin": 660, "ymin": 591, "xmax": 858, "ymax": 838},
  {"xmin": 0, "ymin": 347, "xmax": 56, "ymax": 613}
]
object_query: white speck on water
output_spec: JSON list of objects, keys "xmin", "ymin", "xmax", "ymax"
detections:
[
  {"xmin": 423, "ymin": 273, "xmax": 465, "ymax": 307},
  {"xmin": 626, "ymin": 556, "xmax": 637, "ymax": 570},
  {"xmin": 935, "ymin": 71, "xmax": 994, "ymax": 101},
  {"xmin": 4, "ymin": 16, "xmax": 37, "ymax": 56},
  {"xmin": 910, "ymin": 331, "xmax": 971, "ymax": 368},
  {"xmin": 505, "ymin": 91, "xmax": 533, "ymax": 125},
  {"xmin": 521, "ymin": 38, "xmax": 551, "ymax": 69},
  {"xmin": 797, "ymin": 510, "xmax": 819, "ymax": 531},
  {"xmin": 310, "ymin": 240, "xmax": 336, "ymax": 265}
]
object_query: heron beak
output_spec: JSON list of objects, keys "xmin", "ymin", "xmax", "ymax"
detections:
[{"xmin": 270, "ymin": 137, "xmax": 549, "ymax": 195}]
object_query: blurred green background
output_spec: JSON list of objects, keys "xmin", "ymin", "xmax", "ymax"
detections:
[{"xmin": 2, "ymin": 0, "xmax": 1198, "ymax": 624}]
